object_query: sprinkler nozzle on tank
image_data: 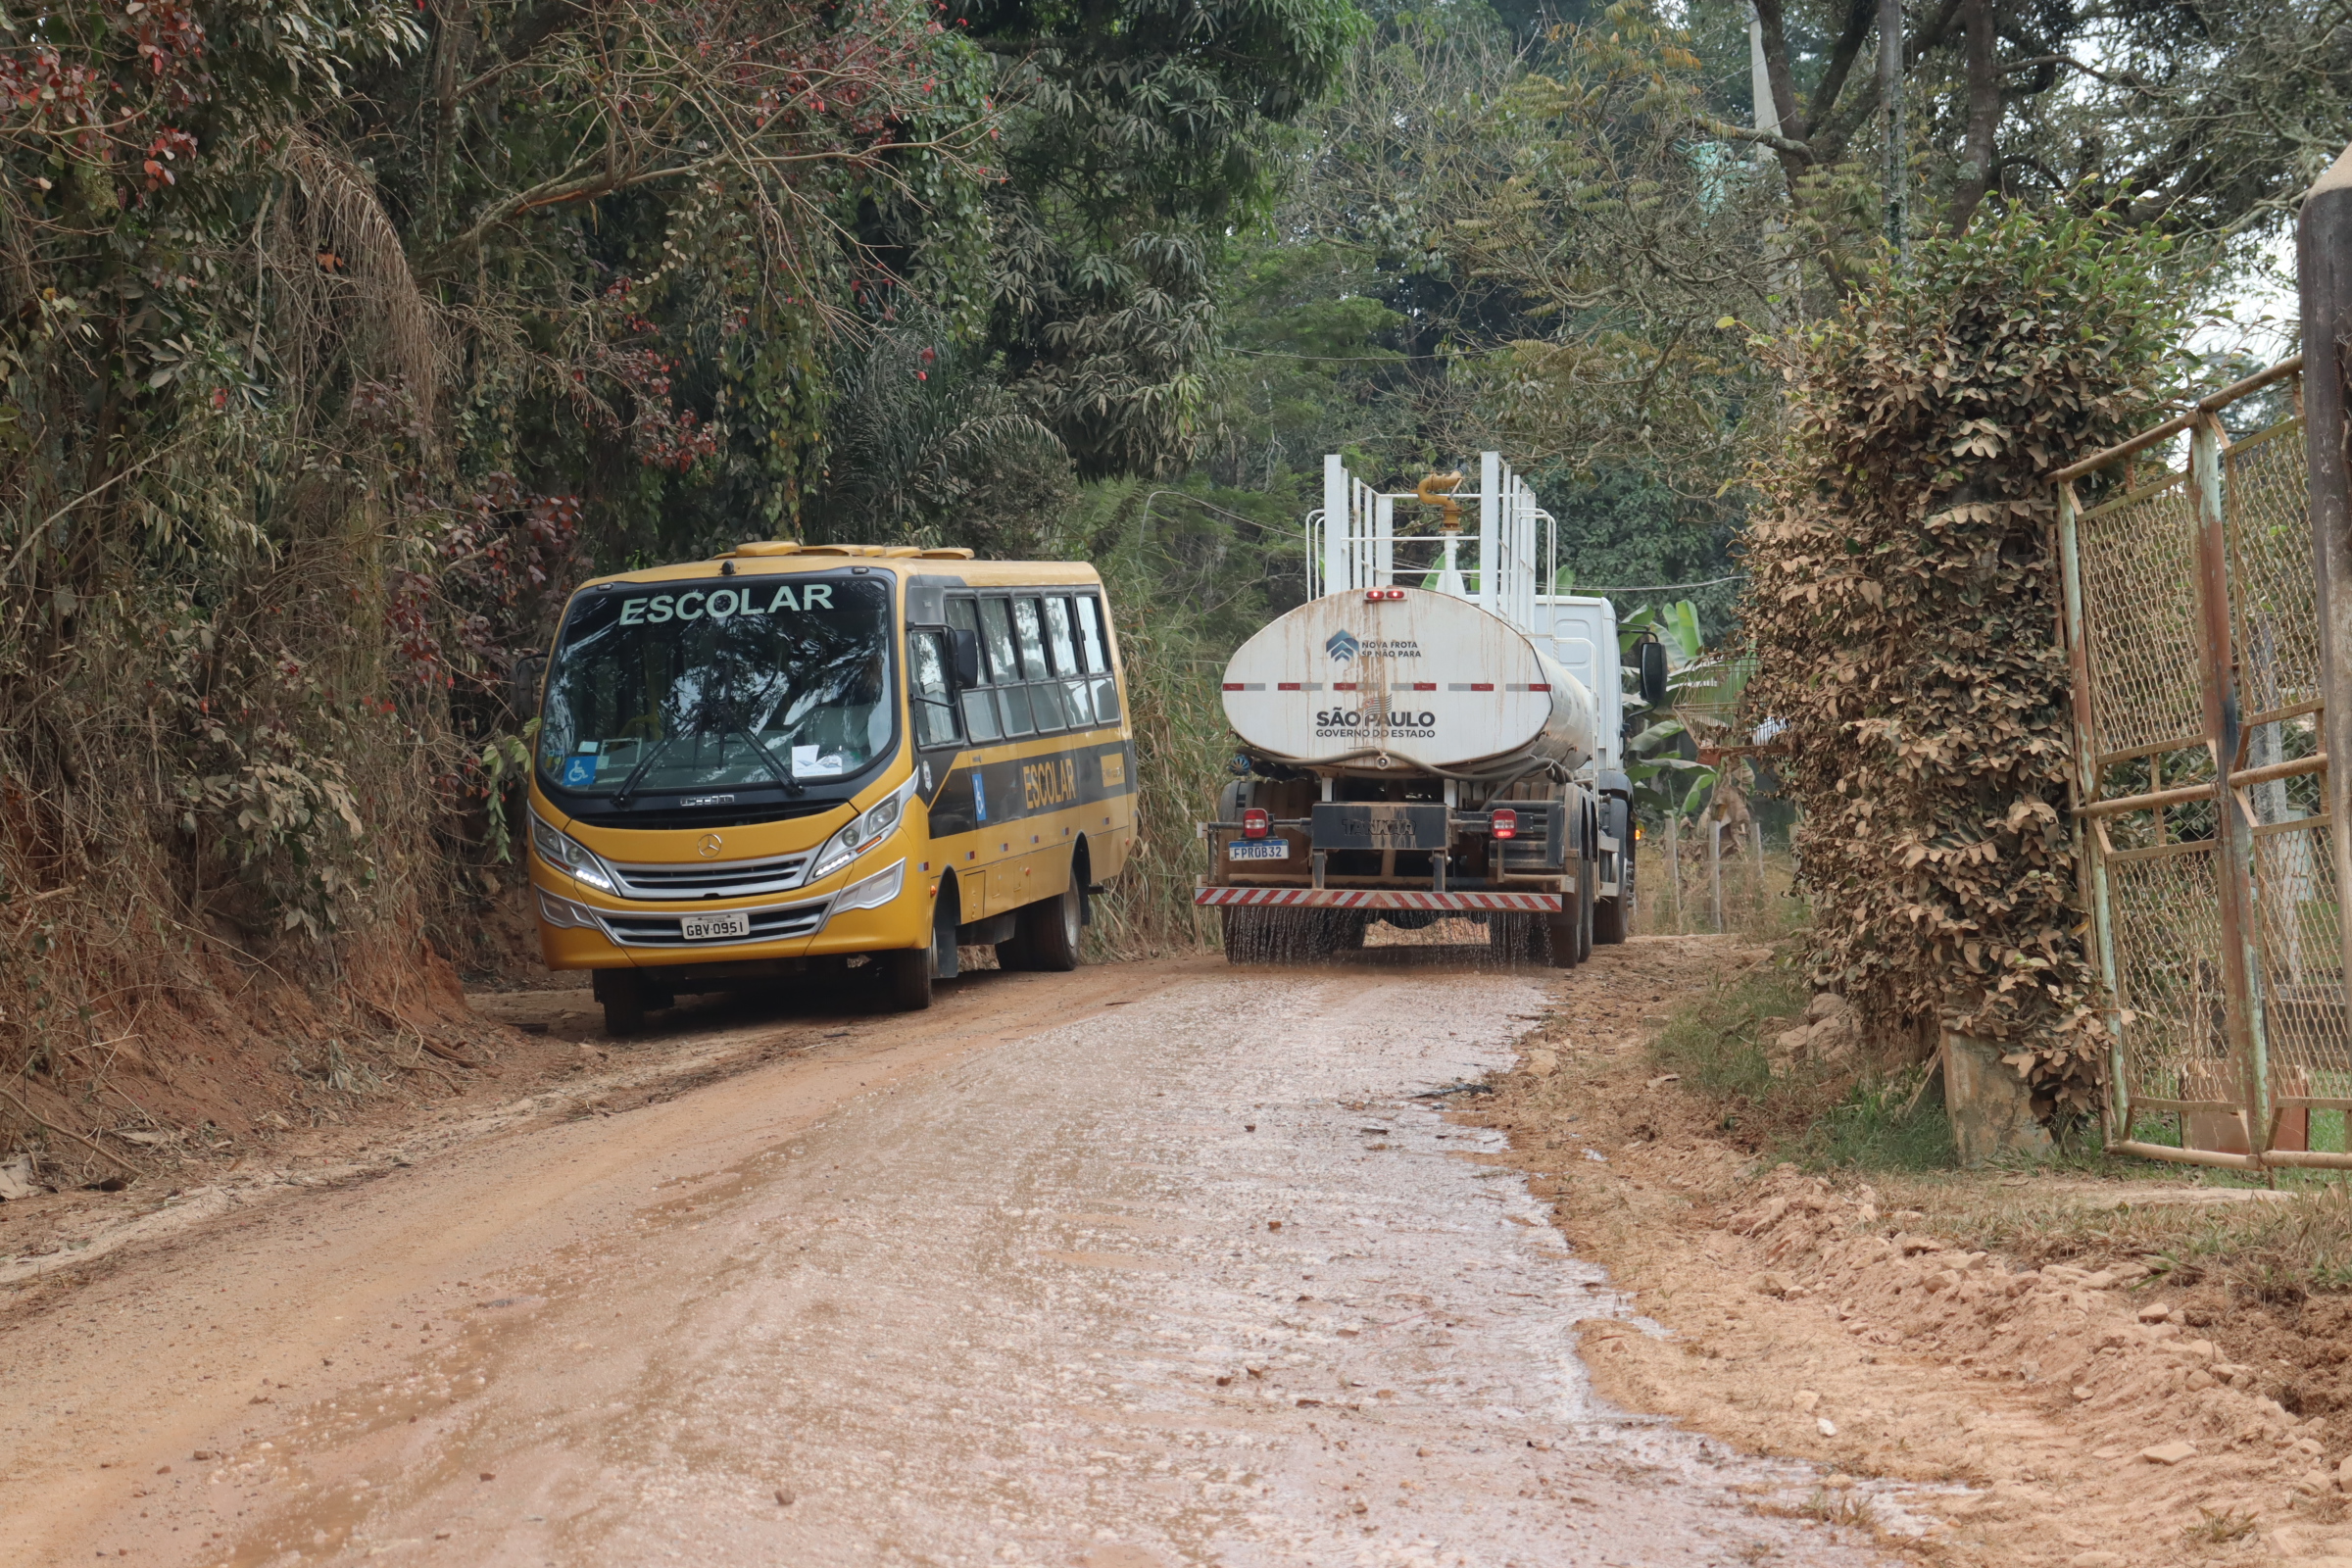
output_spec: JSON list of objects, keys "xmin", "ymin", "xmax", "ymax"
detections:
[{"xmin": 1415, "ymin": 470, "xmax": 1466, "ymax": 533}]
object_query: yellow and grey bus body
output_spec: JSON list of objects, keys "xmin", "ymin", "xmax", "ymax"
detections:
[{"xmin": 524, "ymin": 543, "xmax": 1137, "ymax": 1032}]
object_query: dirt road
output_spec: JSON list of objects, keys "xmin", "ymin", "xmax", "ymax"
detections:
[{"xmin": 5, "ymin": 948, "xmax": 1893, "ymax": 1567}]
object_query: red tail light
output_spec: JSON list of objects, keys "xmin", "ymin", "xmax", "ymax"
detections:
[
  {"xmin": 1242, "ymin": 808, "xmax": 1270, "ymax": 840},
  {"xmin": 1492, "ymin": 808, "xmax": 1518, "ymax": 841},
  {"xmin": 1363, "ymin": 587, "xmax": 1405, "ymax": 601}
]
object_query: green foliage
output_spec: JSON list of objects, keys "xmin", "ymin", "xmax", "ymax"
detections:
[
  {"xmin": 960, "ymin": 0, "xmax": 1361, "ymax": 478},
  {"xmin": 0, "ymin": 0, "xmax": 1005, "ymax": 1108},
  {"xmin": 1618, "ymin": 599, "xmax": 1746, "ymax": 822},
  {"xmin": 1741, "ymin": 206, "xmax": 2186, "ymax": 1115}
]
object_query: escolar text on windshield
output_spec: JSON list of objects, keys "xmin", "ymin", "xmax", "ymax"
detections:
[{"xmin": 617, "ymin": 582, "xmax": 835, "ymax": 625}]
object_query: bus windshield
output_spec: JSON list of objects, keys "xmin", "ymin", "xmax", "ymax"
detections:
[{"xmin": 538, "ymin": 574, "xmax": 895, "ymax": 799}]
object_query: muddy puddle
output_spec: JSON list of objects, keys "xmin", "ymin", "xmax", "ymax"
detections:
[{"xmin": 172, "ymin": 951, "xmax": 1904, "ymax": 1567}]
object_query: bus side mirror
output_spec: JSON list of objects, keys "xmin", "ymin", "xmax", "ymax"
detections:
[
  {"xmin": 949, "ymin": 628, "xmax": 982, "ymax": 690},
  {"xmin": 511, "ymin": 653, "xmax": 546, "ymax": 722},
  {"xmin": 1637, "ymin": 641, "xmax": 1669, "ymax": 708}
]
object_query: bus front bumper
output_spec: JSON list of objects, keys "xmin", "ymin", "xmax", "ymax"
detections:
[{"xmin": 534, "ymin": 856, "xmax": 930, "ymax": 970}]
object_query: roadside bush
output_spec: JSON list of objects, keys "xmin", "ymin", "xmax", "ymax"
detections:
[{"xmin": 1740, "ymin": 208, "xmax": 2184, "ymax": 1117}]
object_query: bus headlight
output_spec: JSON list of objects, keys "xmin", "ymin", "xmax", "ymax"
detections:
[
  {"xmin": 530, "ymin": 810, "xmax": 617, "ymax": 893},
  {"xmin": 808, "ymin": 774, "xmax": 919, "ymax": 883}
]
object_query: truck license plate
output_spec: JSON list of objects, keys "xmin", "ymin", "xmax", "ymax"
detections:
[
  {"xmin": 1228, "ymin": 840, "xmax": 1290, "ymax": 861},
  {"xmin": 680, "ymin": 910, "xmax": 751, "ymax": 942}
]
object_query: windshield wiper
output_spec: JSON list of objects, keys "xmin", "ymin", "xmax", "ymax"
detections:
[
  {"xmin": 730, "ymin": 728, "xmax": 803, "ymax": 797},
  {"xmin": 610, "ymin": 735, "xmax": 676, "ymax": 808}
]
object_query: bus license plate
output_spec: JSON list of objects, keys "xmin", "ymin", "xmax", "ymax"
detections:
[
  {"xmin": 680, "ymin": 910, "xmax": 751, "ymax": 942},
  {"xmin": 1228, "ymin": 840, "xmax": 1290, "ymax": 860}
]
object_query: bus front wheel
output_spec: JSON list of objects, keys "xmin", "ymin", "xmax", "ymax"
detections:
[
  {"xmin": 596, "ymin": 969, "xmax": 648, "ymax": 1038},
  {"xmin": 882, "ymin": 947, "xmax": 934, "ymax": 1011}
]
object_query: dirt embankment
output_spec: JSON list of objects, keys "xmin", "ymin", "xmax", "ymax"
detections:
[{"xmin": 1481, "ymin": 936, "xmax": 2352, "ymax": 1568}]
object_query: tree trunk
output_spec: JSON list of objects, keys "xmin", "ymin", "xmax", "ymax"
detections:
[
  {"xmin": 1880, "ymin": 0, "xmax": 1908, "ymax": 261},
  {"xmin": 1948, "ymin": 0, "xmax": 1999, "ymax": 232}
]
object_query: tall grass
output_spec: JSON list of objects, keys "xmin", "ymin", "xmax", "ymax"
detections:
[
  {"xmin": 1646, "ymin": 951, "xmax": 1956, "ymax": 1171},
  {"xmin": 1060, "ymin": 480, "xmax": 1292, "ymax": 958}
]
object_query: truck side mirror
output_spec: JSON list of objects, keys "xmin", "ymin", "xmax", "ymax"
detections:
[
  {"xmin": 1637, "ymin": 640, "xmax": 1669, "ymax": 708},
  {"xmin": 511, "ymin": 653, "xmax": 546, "ymax": 722},
  {"xmin": 948, "ymin": 627, "xmax": 982, "ymax": 690}
]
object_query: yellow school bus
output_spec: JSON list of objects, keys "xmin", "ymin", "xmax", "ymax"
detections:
[{"xmin": 524, "ymin": 542, "xmax": 1138, "ymax": 1033}]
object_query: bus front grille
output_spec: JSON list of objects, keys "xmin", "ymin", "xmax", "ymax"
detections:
[
  {"xmin": 609, "ymin": 853, "xmax": 812, "ymax": 901},
  {"xmin": 599, "ymin": 897, "xmax": 829, "ymax": 948}
]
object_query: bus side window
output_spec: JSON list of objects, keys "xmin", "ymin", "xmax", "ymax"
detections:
[
  {"xmin": 948, "ymin": 599, "xmax": 1001, "ymax": 743},
  {"xmin": 909, "ymin": 631, "xmax": 962, "ymax": 750},
  {"xmin": 1013, "ymin": 596, "xmax": 1065, "ymax": 732},
  {"xmin": 1073, "ymin": 596, "xmax": 1108, "ymax": 672},
  {"xmin": 1076, "ymin": 595, "xmax": 1120, "ymax": 723},
  {"xmin": 1045, "ymin": 596, "xmax": 1093, "ymax": 728},
  {"xmin": 980, "ymin": 598, "xmax": 1035, "ymax": 736}
]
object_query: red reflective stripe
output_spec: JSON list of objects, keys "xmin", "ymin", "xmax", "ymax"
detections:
[
  {"xmin": 1333, "ymin": 682, "xmax": 1356, "ymax": 691},
  {"xmin": 1278, "ymin": 682, "xmax": 1301, "ymax": 691},
  {"xmin": 1222, "ymin": 683, "xmax": 1244, "ymax": 691},
  {"xmin": 1192, "ymin": 887, "xmax": 1562, "ymax": 911},
  {"xmin": 1526, "ymin": 683, "xmax": 1549, "ymax": 692},
  {"xmin": 1470, "ymin": 682, "xmax": 1494, "ymax": 692},
  {"xmin": 1411, "ymin": 682, "xmax": 1435, "ymax": 691}
]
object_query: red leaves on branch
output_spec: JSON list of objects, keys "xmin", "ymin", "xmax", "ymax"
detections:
[
  {"xmin": 390, "ymin": 476, "xmax": 584, "ymax": 688},
  {"xmin": 1, "ymin": 2, "xmax": 208, "ymax": 197}
]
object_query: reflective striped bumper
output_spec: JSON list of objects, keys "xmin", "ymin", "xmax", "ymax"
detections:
[{"xmin": 1192, "ymin": 887, "xmax": 1562, "ymax": 912}]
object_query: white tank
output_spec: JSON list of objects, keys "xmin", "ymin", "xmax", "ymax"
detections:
[{"xmin": 1221, "ymin": 588, "xmax": 1596, "ymax": 776}]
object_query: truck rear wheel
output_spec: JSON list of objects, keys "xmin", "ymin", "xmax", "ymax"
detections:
[
  {"xmin": 1594, "ymin": 802, "xmax": 1632, "ymax": 945},
  {"xmin": 1543, "ymin": 870, "xmax": 1592, "ymax": 969},
  {"xmin": 1575, "ymin": 857, "xmax": 1597, "ymax": 963},
  {"xmin": 1542, "ymin": 906, "xmax": 1579, "ymax": 968},
  {"xmin": 1593, "ymin": 895, "xmax": 1630, "ymax": 946}
]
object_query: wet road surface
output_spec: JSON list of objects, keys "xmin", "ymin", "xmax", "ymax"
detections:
[{"xmin": 12, "ymin": 955, "xmax": 1892, "ymax": 1566}]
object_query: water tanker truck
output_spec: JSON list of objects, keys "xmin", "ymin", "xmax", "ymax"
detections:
[{"xmin": 1195, "ymin": 455, "xmax": 1646, "ymax": 966}]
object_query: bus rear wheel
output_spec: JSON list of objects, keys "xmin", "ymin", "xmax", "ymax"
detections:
[{"xmin": 1009, "ymin": 880, "xmax": 1083, "ymax": 972}]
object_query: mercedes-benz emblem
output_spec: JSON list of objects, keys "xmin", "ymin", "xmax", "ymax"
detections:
[{"xmin": 697, "ymin": 833, "xmax": 724, "ymax": 858}]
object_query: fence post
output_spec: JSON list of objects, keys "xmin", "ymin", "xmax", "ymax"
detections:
[
  {"xmin": 2191, "ymin": 416, "xmax": 2271, "ymax": 1162},
  {"xmin": 2055, "ymin": 482, "xmax": 2132, "ymax": 1142},
  {"xmin": 1708, "ymin": 818, "xmax": 1725, "ymax": 932},
  {"xmin": 1663, "ymin": 808, "xmax": 1682, "ymax": 931},
  {"xmin": 2300, "ymin": 141, "xmax": 2352, "ymax": 1005}
]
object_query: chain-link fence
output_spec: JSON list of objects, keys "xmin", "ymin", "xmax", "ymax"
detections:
[{"xmin": 2056, "ymin": 357, "xmax": 2351, "ymax": 1168}]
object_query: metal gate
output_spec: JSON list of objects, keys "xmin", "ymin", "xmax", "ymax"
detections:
[{"xmin": 2055, "ymin": 356, "xmax": 2352, "ymax": 1168}]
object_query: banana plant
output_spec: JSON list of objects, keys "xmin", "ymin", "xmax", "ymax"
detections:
[{"xmin": 1617, "ymin": 600, "xmax": 1752, "ymax": 824}]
